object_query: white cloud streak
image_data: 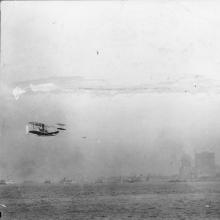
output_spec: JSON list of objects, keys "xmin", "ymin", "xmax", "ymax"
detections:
[{"xmin": 12, "ymin": 75, "xmax": 220, "ymax": 100}]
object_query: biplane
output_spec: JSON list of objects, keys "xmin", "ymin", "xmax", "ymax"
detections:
[{"xmin": 26, "ymin": 122, "xmax": 66, "ymax": 136}]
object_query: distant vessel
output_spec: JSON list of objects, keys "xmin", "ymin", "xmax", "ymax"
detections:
[
  {"xmin": 0, "ymin": 175, "xmax": 16, "ymax": 185},
  {"xmin": 5, "ymin": 180, "xmax": 16, "ymax": 185},
  {"xmin": 59, "ymin": 177, "xmax": 73, "ymax": 184},
  {"xmin": 0, "ymin": 180, "xmax": 6, "ymax": 185},
  {"xmin": 44, "ymin": 180, "xmax": 51, "ymax": 184}
]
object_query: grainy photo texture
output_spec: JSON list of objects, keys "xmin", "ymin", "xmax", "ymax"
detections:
[{"xmin": 0, "ymin": 1, "xmax": 220, "ymax": 219}]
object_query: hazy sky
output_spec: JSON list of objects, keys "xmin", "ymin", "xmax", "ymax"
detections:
[{"xmin": 1, "ymin": 1, "xmax": 220, "ymax": 181}]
